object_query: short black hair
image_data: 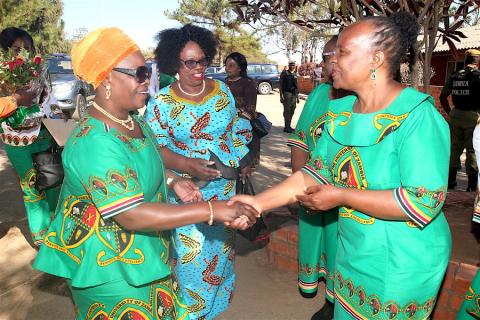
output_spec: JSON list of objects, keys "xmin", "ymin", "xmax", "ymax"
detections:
[
  {"xmin": 0, "ymin": 27, "xmax": 35, "ymax": 53},
  {"xmin": 154, "ymin": 24, "xmax": 218, "ymax": 76},
  {"xmin": 363, "ymin": 12, "xmax": 419, "ymax": 77},
  {"xmin": 225, "ymin": 52, "xmax": 248, "ymax": 78},
  {"xmin": 465, "ymin": 55, "xmax": 480, "ymax": 65}
]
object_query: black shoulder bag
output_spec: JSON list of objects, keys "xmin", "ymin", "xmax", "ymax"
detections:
[
  {"xmin": 236, "ymin": 176, "xmax": 269, "ymax": 243},
  {"xmin": 32, "ymin": 143, "xmax": 64, "ymax": 191}
]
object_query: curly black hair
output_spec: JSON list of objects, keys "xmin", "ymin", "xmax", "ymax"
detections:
[
  {"xmin": 363, "ymin": 12, "xmax": 419, "ymax": 77},
  {"xmin": 0, "ymin": 27, "xmax": 35, "ymax": 53},
  {"xmin": 154, "ymin": 24, "xmax": 218, "ymax": 76}
]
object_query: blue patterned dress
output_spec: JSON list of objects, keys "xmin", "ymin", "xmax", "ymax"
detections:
[{"xmin": 145, "ymin": 80, "xmax": 252, "ymax": 319}]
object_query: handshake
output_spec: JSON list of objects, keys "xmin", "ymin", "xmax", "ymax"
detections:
[{"xmin": 209, "ymin": 196, "xmax": 261, "ymax": 230}]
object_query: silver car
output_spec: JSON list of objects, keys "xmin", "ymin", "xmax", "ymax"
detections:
[{"xmin": 47, "ymin": 54, "xmax": 94, "ymax": 119}]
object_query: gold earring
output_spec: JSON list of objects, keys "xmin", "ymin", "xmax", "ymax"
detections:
[{"xmin": 106, "ymin": 84, "xmax": 112, "ymax": 100}]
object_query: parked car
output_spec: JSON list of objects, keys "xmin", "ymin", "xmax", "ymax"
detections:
[
  {"xmin": 47, "ymin": 54, "xmax": 94, "ymax": 119},
  {"xmin": 206, "ymin": 63, "xmax": 280, "ymax": 95},
  {"xmin": 205, "ymin": 66, "xmax": 223, "ymax": 75}
]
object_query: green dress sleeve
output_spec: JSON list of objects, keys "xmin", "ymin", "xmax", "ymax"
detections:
[
  {"xmin": 300, "ymin": 133, "xmax": 334, "ymax": 185},
  {"xmin": 287, "ymin": 84, "xmax": 327, "ymax": 152},
  {"xmin": 69, "ymin": 134, "xmax": 144, "ymax": 220},
  {"xmin": 392, "ymin": 101, "xmax": 450, "ymax": 228}
]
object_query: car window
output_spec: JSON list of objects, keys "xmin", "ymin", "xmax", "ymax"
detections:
[
  {"xmin": 247, "ymin": 65, "xmax": 262, "ymax": 74},
  {"xmin": 262, "ymin": 65, "xmax": 278, "ymax": 73},
  {"xmin": 48, "ymin": 59, "xmax": 74, "ymax": 74}
]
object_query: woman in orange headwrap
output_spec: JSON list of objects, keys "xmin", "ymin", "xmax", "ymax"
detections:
[{"xmin": 33, "ymin": 27, "xmax": 258, "ymax": 320}]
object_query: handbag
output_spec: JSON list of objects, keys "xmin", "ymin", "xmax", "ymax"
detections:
[
  {"xmin": 250, "ymin": 112, "xmax": 272, "ymax": 138},
  {"xmin": 32, "ymin": 143, "xmax": 64, "ymax": 191},
  {"xmin": 236, "ymin": 176, "xmax": 269, "ymax": 243}
]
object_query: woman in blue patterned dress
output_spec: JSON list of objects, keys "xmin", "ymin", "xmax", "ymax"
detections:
[{"xmin": 145, "ymin": 24, "xmax": 252, "ymax": 319}]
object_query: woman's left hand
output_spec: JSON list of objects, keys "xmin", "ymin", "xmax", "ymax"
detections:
[
  {"xmin": 296, "ymin": 184, "xmax": 344, "ymax": 211},
  {"xmin": 172, "ymin": 178, "xmax": 203, "ymax": 203}
]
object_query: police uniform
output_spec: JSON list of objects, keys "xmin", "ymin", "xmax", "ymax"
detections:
[
  {"xmin": 280, "ymin": 62, "xmax": 299, "ymax": 133},
  {"xmin": 441, "ymin": 49, "xmax": 480, "ymax": 191}
]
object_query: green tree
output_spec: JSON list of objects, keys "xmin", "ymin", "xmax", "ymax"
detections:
[
  {"xmin": 166, "ymin": 0, "xmax": 270, "ymax": 65},
  {"xmin": 0, "ymin": 0, "xmax": 68, "ymax": 54},
  {"xmin": 232, "ymin": 0, "xmax": 480, "ymax": 91}
]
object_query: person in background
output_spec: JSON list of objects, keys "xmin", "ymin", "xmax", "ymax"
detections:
[
  {"xmin": 148, "ymin": 61, "xmax": 177, "ymax": 97},
  {"xmin": 145, "ymin": 24, "xmax": 253, "ymax": 319},
  {"xmin": 33, "ymin": 27, "xmax": 257, "ymax": 320},
  {"xmin": 280, "ymin": 61, "xmax": 299, "ymax": 133},
  {"xmin": 313, "ymin": 63, "xmax": 323, "ymax": 87},
  {"xmin": 224, "ymin": 51, "xmax": 269, "ymax": 244},
  {"xmin": 224, "ymin": 52, "xmax": 259, "ymax": 179},
  {"xmin": 440, "ymin": 49, "xmax": 480, "ymax": 191},
  {"xmin": 231, "ymin": 12, "xmax": 451, "ymax": 319},
  {"xmin": 0, "ymin": 27, "xmax": 60, "ymax": 246},
  {"xmin": 287, "ymin": 35, "xmax": 349, "ymax": 320}
]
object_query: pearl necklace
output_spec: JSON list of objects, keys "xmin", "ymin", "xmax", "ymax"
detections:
[
  {"xmin": 177, "ymin": 80, "xmax": 205, "ymax": 97},
  {"xmin": 92, "ymin": 102, "xmax": 135, "ymax": 131}
]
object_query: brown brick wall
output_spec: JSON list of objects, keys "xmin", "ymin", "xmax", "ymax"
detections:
[{"xmin": 266, "ymin": 222, "xmax": 478, "ymax": 319}]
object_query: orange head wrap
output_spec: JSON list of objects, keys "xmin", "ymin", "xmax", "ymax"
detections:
[{"xmin": 71, "ymin": 27, "xmax": 140, "ymax": 89}]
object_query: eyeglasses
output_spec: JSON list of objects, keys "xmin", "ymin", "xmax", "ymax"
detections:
[
  {"xmin": 180, "ymin": 57, "xmax": 210, "ymax": 70},
  {"xmin": 322, "ymin": 51, "xmax": 336, "ymax": 62},
  {"xmin": 112, "ymin": 66, "xmax": 152, "ymax": 83}
]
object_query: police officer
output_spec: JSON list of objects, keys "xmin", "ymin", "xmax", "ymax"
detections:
[
  {"xmin": 440, "ymin": 49, "xmax": 480, "ymax": 191},
  {"xmin": 280, "ymin": 61, "xmax": 299, "ymax": 133}
]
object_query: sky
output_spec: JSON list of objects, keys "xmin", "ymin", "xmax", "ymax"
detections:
[
  {"xmin": 61, "ymin": 0, "xmax": 293, "ymax": 64},
  {"xmin": 62, "ymin": 0, "xmax": 181, "ymax": 50}
]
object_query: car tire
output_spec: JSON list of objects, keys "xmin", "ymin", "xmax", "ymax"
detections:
[
  {"xmin": 257, "ymin": 82, "xmax": 272, "ymax": 95},
  {"xmin": 76, "ymin": 94, "xmax": 88, "ymax": 119}
]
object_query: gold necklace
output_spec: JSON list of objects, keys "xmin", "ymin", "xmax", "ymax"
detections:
[
  {"xmin": 177, "ymin": 80, "xmax": 205, "ymax": 97},
  {"xmin": 92, "ymin": 102, "xmax": 135, "ymax": 131}
]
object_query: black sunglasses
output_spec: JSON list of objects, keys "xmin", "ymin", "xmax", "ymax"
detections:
[
  {"xmin": 112, "ymin": 66, "xmax": 152, "ymax": 83},
  {"xmin": 180, "ymin": 57, "xmax": 210, "ymax": 70}
]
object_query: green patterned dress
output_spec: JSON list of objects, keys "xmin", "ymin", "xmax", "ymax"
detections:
[
  {"xmin": 456, "ymin": 191, "xmax": 480, "ymax": 319},
  {"xmin": 287, "ymin": 83, "xmax": 338, "ymax": 301},
  {"xmin": 33, "ymin": 116, "xmax": 189, "ymax": 320},
  {"xmin": 302, "ymin": 88, "xmax": 451, "ymax": 319}
]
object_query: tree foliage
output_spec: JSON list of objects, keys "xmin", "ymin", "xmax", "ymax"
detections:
[
  {"xmin": 231, "ymin": 0, "xmax": 480, "ymax": 91},
  {"xmin": 166, "ymin": 0, "xmax": 270, "ymax": 65},
  {"xmin": 0, "ymin": 0, "xmax": 68, "ymax": 54}
]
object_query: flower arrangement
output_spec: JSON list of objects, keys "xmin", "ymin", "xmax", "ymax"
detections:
[
  {"xmin": 0, "ymin": 48, "xmax": 45, "ymax": 97},
  {"xmin": 0, "ymin": 48, "xmax": 46, "ymax": 130}
]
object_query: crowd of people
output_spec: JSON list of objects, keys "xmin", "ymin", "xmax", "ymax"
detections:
[{"xmin": 1, "ymin": 10, "xmax": 479, "ymax": 320}]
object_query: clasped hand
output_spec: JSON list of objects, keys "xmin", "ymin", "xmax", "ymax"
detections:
[
  {"xmin": 214, "ymin": 201, "xmax": 260, "ymax": 230},
  {"xmin": 296, "ymin": 184, "xmax": 343, "ymax": 211}
]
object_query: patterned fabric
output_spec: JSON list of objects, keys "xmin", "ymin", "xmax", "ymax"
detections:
[
  {"xmin": 457, "ymin": 271, "xmax": 480, "ymax": 319},
  {"xmin": 70, "ymin": 275, "xmax": 189, "ymax": 320},
  {"xmin": 287, "ymin": 83, "xmax": 338, "ymax": 301},
  {"xmin": 1, "ymin": 80, "xmax": 55, "ymax": 146},
  {"xmin": 3, "ymin": 128, "xmax": 59, "ymax": 245},
  {"xmin": 302, "ymin": 88, "xmax": 451, "ymax": 319},
  {"xmin": 145, "ymin": 80, "xmax": 252, "ymax": 319},
  {"xmin": 33, "ymin": 115, "xmax": 188, "ymax": 318}
]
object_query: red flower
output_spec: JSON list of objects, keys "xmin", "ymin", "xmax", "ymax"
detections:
[
  {"xmin": 7, "ymin": 61, "xmax": 15, "ymax": 72},
  {"xmin": 15, "ymin": 57, "xmax": 24, "ymax": 66},
  {"xmin": 34, "ymin": 56, "xmax": 42, "ymax": 65}
]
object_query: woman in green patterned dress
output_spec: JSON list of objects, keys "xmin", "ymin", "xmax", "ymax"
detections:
[
  {"xmin": 33, "ymin": 27, "xmax": 257, "ymax": 320},
  {"xmin": 456, "ymin": 124, "xmax": 480, "ymax": 319},
  {"xmin": 231, "ymin": 12, "xmax": 451, "ymax": 319},
  {"xmin": 287, "ymin": 36, "xmax": 350, "ymax": 320}
]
